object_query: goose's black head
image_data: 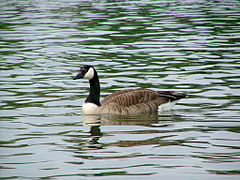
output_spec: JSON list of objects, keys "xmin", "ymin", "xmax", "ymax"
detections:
[
  {"xmin": 73, "ymin": 65, "xmax": 100, "ymax": 106},
  {"xmin": 73, "ymin": 65, "xmax": 95, "ymax": 80}
]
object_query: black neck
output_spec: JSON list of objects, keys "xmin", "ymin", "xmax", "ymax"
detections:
[{"xmin": 85, "ymin": 70, "xmax": 101, "ymax": 106}]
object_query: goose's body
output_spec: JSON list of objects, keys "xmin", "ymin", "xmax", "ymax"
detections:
[{"xmin": 73, "ymin": 65, "xmax": 186, "ymax": 115}]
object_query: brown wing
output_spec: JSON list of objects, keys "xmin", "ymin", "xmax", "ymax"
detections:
[
  {"xmin": 100, "ymin": 88, "xmax": 186, "ymax": 114},
  {"xmin": 101, "ymin": 89, "xmax": 156, "ymax": 106},
  {"xmin": 101, "ymin": 88, "xmax": 185, "ymax": 105}
]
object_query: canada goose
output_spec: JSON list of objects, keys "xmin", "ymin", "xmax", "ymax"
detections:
[{"xmin": 73, "ymin": 65, "xmax": 186, "ymax": 115}]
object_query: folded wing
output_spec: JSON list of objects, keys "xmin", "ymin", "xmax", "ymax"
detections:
[{"xmin": 100, "ymin": 88, "xmax": 185, "ymax": 114}]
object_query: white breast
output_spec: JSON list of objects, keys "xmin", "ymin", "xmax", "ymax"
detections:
[{"xmin": 82, "ymin": 102, "xmax": 100, "ymax": 114}]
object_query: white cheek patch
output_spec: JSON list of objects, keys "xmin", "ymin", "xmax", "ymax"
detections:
[{"xmin": 84, "ymin": 67, "xmax": 94, "ymax": 80}]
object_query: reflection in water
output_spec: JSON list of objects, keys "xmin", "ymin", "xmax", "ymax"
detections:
[
  {"xmin": 82, "ymin": 113, "xmax": 182, "ymax": 149},
  {"xmin": 87, "ymin": 126, "xmax": 103, "ymax": 149},
  {"xmin": 83, "ymin": 113, "xmax": 176, "ymax": 127}
]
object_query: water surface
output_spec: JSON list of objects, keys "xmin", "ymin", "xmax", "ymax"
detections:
[{"xmin": 0, "ymin": 0, "xmax": 240, "ymax": 179}]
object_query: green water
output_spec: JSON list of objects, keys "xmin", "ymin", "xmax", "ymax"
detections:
[{"xmin": 0, "ymin": 0, "xmax": 240, "ymax": 179}]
